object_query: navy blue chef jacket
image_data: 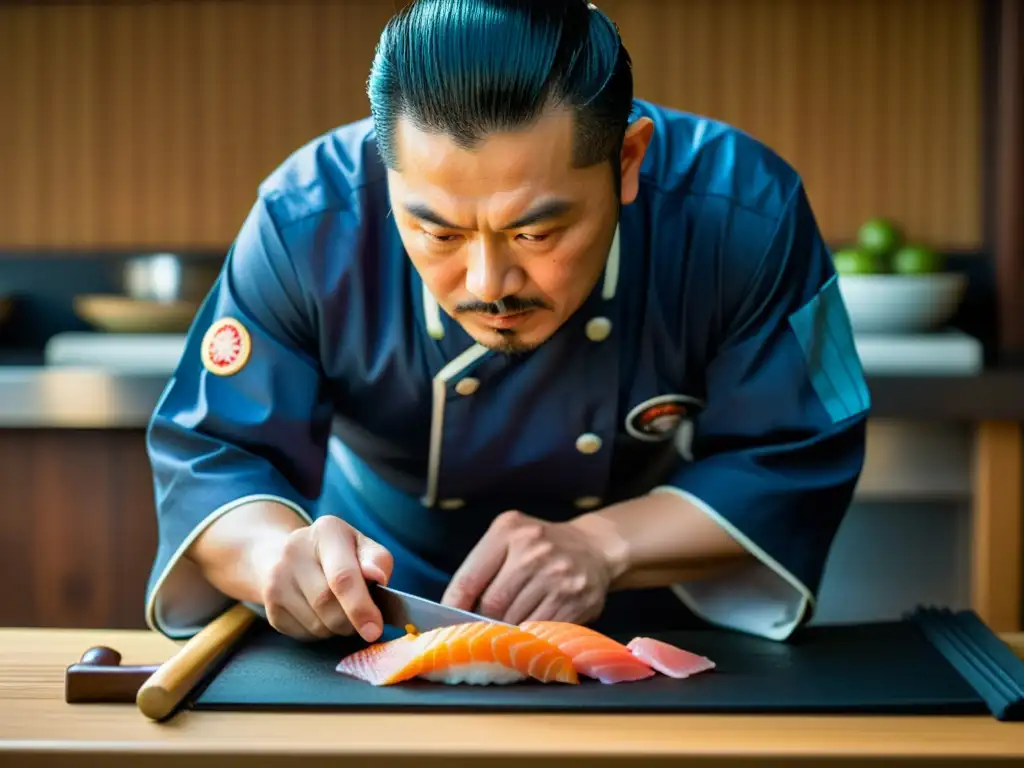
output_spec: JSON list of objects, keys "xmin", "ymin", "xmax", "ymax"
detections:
[{"xmin": 144, "ymin": 99, "xmax": 870, "ymax": 642}]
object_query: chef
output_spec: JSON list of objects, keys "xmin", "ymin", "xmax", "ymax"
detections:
[{"xmin": 143, "ymin": 0, "xmax": 870, "ymax": 646}]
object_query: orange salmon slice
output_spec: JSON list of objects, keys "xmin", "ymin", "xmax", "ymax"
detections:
[
  {"xmin": 519, "ymin": 620, "xmax": 656, "ymax": 684},
  {"xmin": 336, "ymin": 621, "xmax": 580, "ymax": 686}
]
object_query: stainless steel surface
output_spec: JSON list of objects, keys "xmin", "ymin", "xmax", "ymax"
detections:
[
  {"xmin": 0, "ymin": 366, "xmax": 169, "ymax": 428},
  {"xmin": 44, "ymin": 331, "xmax": 186, "ymax": 371},
  {"xmin": 121, "ymin": 253, "xmax": 220, "ymax": 303},
  {"xmin": 373, "ymin": 584, "xmax": 513, "ymax": 631}
]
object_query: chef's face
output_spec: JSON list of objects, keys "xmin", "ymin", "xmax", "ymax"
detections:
[{"xmin": 387, "ymin": 106, "xmax": 653, "ymax": 353}]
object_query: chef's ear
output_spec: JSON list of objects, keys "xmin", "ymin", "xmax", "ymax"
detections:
[{"xmin": 618, "ymin": 117, "xmax": 654, "ymax": 205}]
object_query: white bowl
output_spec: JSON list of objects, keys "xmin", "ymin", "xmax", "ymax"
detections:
[{"xmin": 836, "ymin": 273, "xmax": 968, "ymax": 334}]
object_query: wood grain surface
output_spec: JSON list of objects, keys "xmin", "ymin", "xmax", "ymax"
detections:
[
  {"xmin": 0, "ymin": 429, "xmax": 157, "ymax": 630},
  {"xmin": 970, "ymin": 421, "xmax": 1024, "ymax": 632},
  {"xmin": 0, "ymin": 627, "xmax": 1022, "ymax": 767},
  {"xmin": 0, "ymin": 0, "xmax": 983, "ymax": 251}
]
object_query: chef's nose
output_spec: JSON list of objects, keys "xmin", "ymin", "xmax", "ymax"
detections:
[{"xmin": 465, "ymin": 239, "xmax": 525, "ymax": 303}]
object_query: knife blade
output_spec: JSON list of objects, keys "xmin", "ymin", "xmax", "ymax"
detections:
[{"xmin": 372, "ymin": 583, "xmax": 514, "ymax": 632}]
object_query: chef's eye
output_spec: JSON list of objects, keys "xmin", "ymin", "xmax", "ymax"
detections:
[
  {"xmin": 516, "ymin": 233, "xmax": 549, "ymax": 242},
  {"xmin": 425, "ymin": 231, "xmax": 459, "ymax": 243}
]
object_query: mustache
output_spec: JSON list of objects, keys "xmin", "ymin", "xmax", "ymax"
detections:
[{"xmin": 454, "ymin": 296, "xmax": 551, "ymax": 315}]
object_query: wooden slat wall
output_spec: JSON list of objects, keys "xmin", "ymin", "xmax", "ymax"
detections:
[
  {"xmin": 605, "ymin": 0, "xmax": 983, "ymax": 250},
  {"xmin": 0, "ymin": 429, "xmax": 157, "ymax": 629},
  {"xmin": 0, "ymin": 0, "xmax": 982, "ymax": 251}
]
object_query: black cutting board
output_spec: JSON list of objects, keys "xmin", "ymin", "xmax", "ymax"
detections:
[{"xmin": 189, "ymin": 618, "xmax": 991, "ymax": 715}]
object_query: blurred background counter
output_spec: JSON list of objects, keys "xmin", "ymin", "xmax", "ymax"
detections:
[{"xmin": 0, "ymin": 0, "xmax": 1021, "ymax": 642}]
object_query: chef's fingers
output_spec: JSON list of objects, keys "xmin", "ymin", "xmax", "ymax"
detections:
[
  {"xmin": 550, "ymin": 595, "xmax": 604, "ymax": 626},
  {"xmin": 273, "ymin": 608, "xmax": 327, "ymax": 642},
  {"xmin": 441, "ymin": 516, "xmax": 517, "ymax": 610},
  {"xmin": 293, "ymin": 556, "xmax": 356, "ymax": 637},
  {"xmin": 496, "ymin": 572, "xmax": 548, "ymax": 625},
  {"xmin": 265, "ymin": 576, "xmax": 333, "ymax": 640},
  {"xmin": 524, "ymin": 592, "xmax": 567, "ymax": 623},
  {"xmin": 316, "ymin": 528, "xmax": 384, "ymax": 642},
  {"xmin": 476, "ymin": 553, "xmax": 538, "ymax": 621},
  {"xmin": 355, "ymin": 531, "xmax": 394, "ymax": 586}
]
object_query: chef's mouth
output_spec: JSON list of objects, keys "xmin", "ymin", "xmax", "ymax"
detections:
[
  {"xmin": 453, "ymin": 297, "xmax": 551, "ymax": 334},
  {"xmin": 454, "ymin": 297, "xmax": 551, "ymax": 316},
  {"xmin": 478, "ymin": 310, "xmax": 536, "ymax": 329}
]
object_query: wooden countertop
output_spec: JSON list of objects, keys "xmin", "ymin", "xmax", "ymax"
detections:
[{"xmin": 1, "ymin": 627, "xmax": 1023, "ymax": 767}]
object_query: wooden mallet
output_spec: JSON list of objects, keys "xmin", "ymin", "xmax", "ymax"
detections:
[{"xmin": 65, "ymin": 602, "xmax": 257, "ymax": 721}]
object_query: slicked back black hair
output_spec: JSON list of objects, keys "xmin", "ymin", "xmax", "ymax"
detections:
[{"xmin": 367, "ymin": 0, "xmax": 634, "ymax": 175}]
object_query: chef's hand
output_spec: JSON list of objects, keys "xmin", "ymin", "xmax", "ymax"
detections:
[
  {"xmin": 256, "ymin": 515, "xmax": 394, "ymax": 643},
  {"xmin": 440, "ymin": 510, "xmax": 622, "ymax": 625}
]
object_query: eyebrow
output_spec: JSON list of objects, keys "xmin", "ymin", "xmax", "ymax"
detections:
[
  {"xmin": 403, "ymin": 198, "xmax": 574, "ymax": 231},
  {"xmin": 503, "ymin": 199, "xmax": 573, "ymax": 229},
  {"xmin": 404, "ymin": 202, "xmax": 461, "ymax": 229}
]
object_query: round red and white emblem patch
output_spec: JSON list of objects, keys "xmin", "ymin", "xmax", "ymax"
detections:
[
  {"xmin": 625, "ymin": 394, "xmax": 704, "ymax": 443},
  {"xmin": 200, "ymin": 317, "xmax": 251, "ymax": 376}
]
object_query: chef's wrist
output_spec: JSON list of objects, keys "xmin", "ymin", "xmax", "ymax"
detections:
[
  {"xmin": 188, "ymin": 499, "xmax": 309, "ymax": 604},
  {"xmin": 566, "ymin": 509, "xmax": 631, "ymax": 584}
]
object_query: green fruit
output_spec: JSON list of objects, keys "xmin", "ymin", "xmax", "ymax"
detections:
[
  {"xmin": 857, "ymin": 217, "xmax": 903, "ymax": 257},
  {"xmin": 892, "ymin": 244, "xmax": 945, "ymax": 274},
  {"xmin": 832, "ymin": 247, "xmax": 883, "ymax": 275}
]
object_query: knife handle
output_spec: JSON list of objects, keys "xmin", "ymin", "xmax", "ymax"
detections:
[{"xmin": 136, "ymin": 602, "xmax": 256, "ymax": 721}]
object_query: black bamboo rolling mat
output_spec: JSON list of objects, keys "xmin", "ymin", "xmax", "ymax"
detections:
[{"xmin": 188, "ymin": 607, "xmax": 1024, "ymax": 720}]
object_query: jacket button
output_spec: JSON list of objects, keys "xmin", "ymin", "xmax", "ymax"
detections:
[
  {"xmin": 574, "ymin": 496, "xmax": 602, "ymax": 509},
  {"xmin": 439, "ymin": 498, "xmax": 465, "ymax": 510},
  {"xmin": 575, "ymin": 433, "xmax": 602, "ymax": 454},
  {"xmin": 454, "ymin": 377, "xmax": 480, "ymax": 396},
  {"xmin": 585, "ymin": 317, "xmax": 612, "ymax": 342}
]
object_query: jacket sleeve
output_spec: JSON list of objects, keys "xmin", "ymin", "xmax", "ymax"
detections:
[
  {"xmin": 144, "ymin": 197, "xmax": 332, "ymax": 639},
  {"xmin": 654, "ymin": 182, "xmax": 870, "ymax": 641}
]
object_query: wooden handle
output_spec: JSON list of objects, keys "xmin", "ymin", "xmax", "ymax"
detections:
[{"xmin": 136, "ymin": 602, "xmax": 257, "ymax": 721}]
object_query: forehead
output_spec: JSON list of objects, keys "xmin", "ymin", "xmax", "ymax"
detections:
[{"xmin": 389, "ymin": 108, "xmax": 585, "ymax": 203}]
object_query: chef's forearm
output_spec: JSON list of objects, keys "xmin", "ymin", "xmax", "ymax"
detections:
[
  {"xmin": 568, "ymin": 491, "xmax": 750, "ymax": 591},
  {"xmin": 185, "ymin": 500, "xmax": 309, "ymax": 604}
]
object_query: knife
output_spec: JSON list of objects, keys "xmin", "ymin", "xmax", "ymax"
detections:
[
  {"xmin": 241, "ymin": 584, "xmax": 513, "ymax": 634},
  {"xmin": 373, "ymin": 583, "xmax": 515, "ymax": 632}
]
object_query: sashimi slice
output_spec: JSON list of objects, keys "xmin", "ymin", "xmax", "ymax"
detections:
[
  {"xmin": 336, "ymin": 621, "xmax": 579, "ymax": 686},
  {"xmin": 519, "ymin": 620, "xmax": 656, "ymax": 684},
  {"xmin": 627, "ymin": 636, "xmax": 716, "ymax": 678}
]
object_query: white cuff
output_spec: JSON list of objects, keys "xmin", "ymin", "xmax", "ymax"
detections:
[
  {"xmin": 650, "ymin": 485, "xmax": 815, "ymax": 641},
  {"xmin": 145, "ymin": 494, "xmax": 312, "ymax": 639}
]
